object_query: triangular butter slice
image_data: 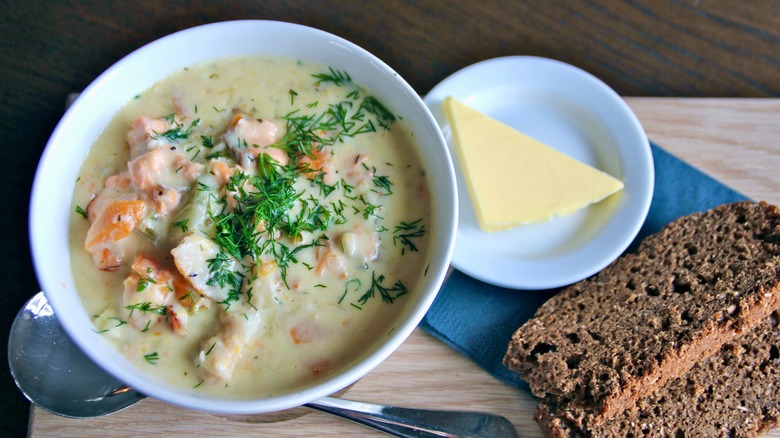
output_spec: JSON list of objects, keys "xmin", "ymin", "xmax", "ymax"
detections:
[{"xmin": 443, "ymin": 97, "xmax": 624, "ymax": 232}]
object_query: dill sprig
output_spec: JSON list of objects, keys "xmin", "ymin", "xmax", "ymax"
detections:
[
  {"xmin": 154, "ymin": 117, "xmax": 201, "ymax": 141},
  {"xmin": 359, "ymin": 96, "xmax": 396, "ymax": 130},
  {"xmin": 358, "ymin": 272, "xmax": 408, "ymax": 305},
  {"xmin": 392, "ymin": 219, "xmax": 425, "ymax": 254},
  {"xmin": 74, "ymin": 205, "xmax": 87, "ymax": 218},
  {"xmin": 144, "ymin": 352, "xmax": 160, "ymax": 364},
  {"xmin": 125, "ymin": 302, "xmax": 167, "ymax": 316},
  {"xmin": 313, "ymin": 67, "xmax": 352, "ymax": 86},
  {"xmin": 372, "ymin": 174, "xmax": 394, "ymax": 195}
]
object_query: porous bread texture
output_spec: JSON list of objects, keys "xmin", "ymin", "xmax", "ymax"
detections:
[
  {"xmin": 504, "ymin": 201, "xmax": 780, "ymax": 427},
  {"xmin": 535, "ymin": 311, "xmax": 780, "ymax": 438}
]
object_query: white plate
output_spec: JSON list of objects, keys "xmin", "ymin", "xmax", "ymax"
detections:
[{"xmin": 424, "ymin": 56, "xmax": 653, "ymax": 290}]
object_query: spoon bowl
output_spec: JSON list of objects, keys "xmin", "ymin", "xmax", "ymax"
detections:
[
  {"xmin": 9, "ymin": 292, "xmax": 517, "ymax": 437},
  {"xmin": 8, "ymin": 292, "xmax": 146, "ymax": 418}
]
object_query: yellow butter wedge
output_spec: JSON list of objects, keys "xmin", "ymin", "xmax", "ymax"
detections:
[{"xmin": 443, "ymin": 97, "xmax": 624, "ymax": 232}]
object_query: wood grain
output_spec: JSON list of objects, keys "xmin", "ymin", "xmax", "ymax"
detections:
[{"xmin": 29, "ymin": 98, "xmax": 780, "ymax": 437}]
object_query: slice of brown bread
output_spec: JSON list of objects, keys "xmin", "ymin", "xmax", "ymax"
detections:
[
  {"xmin": 535, "ymin": 311, "xmax": 780, "ymax": 438},
  {"xmin": 504, "ymin": 201, "xmax": 780, "ymax": 427}
]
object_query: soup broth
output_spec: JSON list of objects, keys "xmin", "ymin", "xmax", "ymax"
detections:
[{"xmin": 69, "ymin": 56, "xmax": 431, "ymax": 397}]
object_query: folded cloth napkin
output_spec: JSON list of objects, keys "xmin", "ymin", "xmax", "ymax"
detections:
[{"xmin": 420, "ymin": 142, "xmax": 748, "ymax": 390}]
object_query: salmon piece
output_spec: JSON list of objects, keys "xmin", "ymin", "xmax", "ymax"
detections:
[
  {"xmin": 84, "ymin": 171, "xmax": 144, "ymax": 270},
  {"xmin": 121, "ymin": 271, "xmax": 170, "ymax": 332},
  {"xmin": 85, "ymin": 200, "xmax": 145, "ymax": 247},
  {"xmin": 171, "ymin": 272, "xmax": 200, "ymax": 308},
  {"xmin": 223, "ymin": 112, "xmax": 287, "ymax": 168},
  {"xmin": 128, "ymin": 147, "xmax": 204, "ymax": 215},
  {"xmin": 85, "ymin": 172, "xmax": 136, "ymax": 222},
  {"xmin": 84, "ymin": 199, "xmax": 145, "ymax": 270},
  {"xmin": 298, "ymin": 145, "xmax": 335, "ymax": 184},
  {"xmin": 124, "ymin": 252, "xmax": 203, "ymax": 335},
  {"xmin": 344, "ymin": 153, "xmax": 374, "ymax": 192},
  {"xmin": 128, "ymin": 148, "xmax": 186, "ymax": 191},
  {"xmin": 126, "ymin": 116, "xmax": 176, "ymax": 159},
  {"xmin": 315, "ymin": 243, "xmax": 349, "ymax": 279},
  {"xmin": 289, "ymin": 319, "xmax": 327, "ymax": 344},
  {"xmin": 104, "ymin": 173, "xmax": 133, "ymax": 189},
  {"xmin": 209, "ymin": 160, "xmax": 238, "ymax": 187}
]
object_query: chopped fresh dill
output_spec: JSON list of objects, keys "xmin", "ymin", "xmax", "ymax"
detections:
[
  {"xmin": 136, "ymin": 275, "xmax": 157, "ymax": 292},
  {"xmin": 172, "ymin": 219, "xmax": 189, "ymax": 233},
  {"xmin": 392, "ymin": 219, "xmax": 425, "ymax": 253},
  {"xmin": 312, "ymin": 67, "xmax": 352, "ymax": 86},
  {"xmin": 154, "ymin": 118, "xmax": 200, "ymax": 142},
  {"xmin": 144, "ymin": 352, "xmax": 160, "ymax": 364},
  {"xmin": 358, "ymin": 272, "xmax": 408, "ymax": 305},
  {"xmin": 108, "ymin": 317, "xmax": 127, "ymax": 328},
  {"xmin": 372, "ymin": 175, "xmax": 394, "ymax": 195},
  {"xmin": 75, "ymin": 205, "xmax": 87, "ymax": 218},
  {"xmin": 339, "ymin": 278, "xmax": 362, "ymax": 304},
  {"xmin": 125, "ymin": 301, "xmax": 166, "ymax": 316},
  {"xmin": 359, "ymin": 96, "xmax": 396, "ymax": 130},
  {"xmin": 363, "ymin": 203, "xmax": 383, "ymax": 220},
  {"xmin": 310, "ymin": 172, "xmax": 338, "ymax": 198}
]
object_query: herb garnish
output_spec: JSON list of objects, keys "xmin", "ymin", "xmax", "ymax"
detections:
[
  {"xmin": 190, "ymin": 67, "xmax": 407, "ymax": 307},
  {"xmin": 358, "ymin": 272, "xmax": 408, "ymax": 305},
  {"xmin": 392, "ymin": 219, "xmax": 425, "ymax": 254},
  {"xmin": 313, "ymin": 67, "xmax": 352, "ymax": 86},
  {"xmin": 172, "ymin": 219, "xmax": 189, "ymax": 233},
  {"xmin": 125, "ymin": 302, "xmax": 166, "ymax": 316},
  {"xmin": 136, "ymin": 274, "xmax": 157, "ymax": 292},
  {"xmin": 144, "ymin": 352, "xmax": 160, "ymax": 364},
  {"xmin": 154, "ymin": 117, "xmax": 201, "ymax": 142}
]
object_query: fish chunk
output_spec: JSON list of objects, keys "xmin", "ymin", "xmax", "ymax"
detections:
[
  {"xmin": 171, "ymin": 233, "xmax": 241, "ymax": 304},
  {"xmin": 195, "ymin": 305, "xmax": 262, "ymax": 382}
]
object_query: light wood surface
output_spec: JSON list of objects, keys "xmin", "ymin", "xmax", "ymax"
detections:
[{"xmin": 29, "ymin": 98, "xmax": 780, "ymax": 437}]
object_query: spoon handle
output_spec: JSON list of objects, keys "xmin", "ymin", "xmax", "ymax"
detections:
[{"xmin": 305, "ymin": 396, "xmax": 516, "ymax": 438}]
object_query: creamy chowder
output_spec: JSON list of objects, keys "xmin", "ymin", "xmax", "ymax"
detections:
[{"xmin": 69, "ymin": 56, "xmax": 431, "ymax": 397}]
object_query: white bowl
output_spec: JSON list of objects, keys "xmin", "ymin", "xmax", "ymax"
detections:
[{"xmin": 29, "ymin": 20, "xmax": 457, "ymax": 415}]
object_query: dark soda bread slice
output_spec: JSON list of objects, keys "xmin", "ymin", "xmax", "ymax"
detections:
[
  {"xmin": 504, "ymin": 201, "xmax": 780, "ymax": 426},
  {"xmin": 535, "ymin": 311, "xmax": 780, "ymax": 438}
]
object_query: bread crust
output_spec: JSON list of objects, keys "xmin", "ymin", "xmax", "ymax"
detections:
[
  {"xmin": 536, "ymin": 312, "xmax": 780, "ymax": 437},
  {"xmin": 504, "ymin": 201, "xmax": 780, "ymax": 429}
]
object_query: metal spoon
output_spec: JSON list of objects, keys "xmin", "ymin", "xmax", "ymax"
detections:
[{"xmin": 9, "ymin": 292, "xmax": 516, "ymax": 437}]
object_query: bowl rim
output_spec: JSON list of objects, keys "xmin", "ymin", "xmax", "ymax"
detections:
[{"xmin": 28, "ymin": 19, "xmax": 457, "ymax": 414}]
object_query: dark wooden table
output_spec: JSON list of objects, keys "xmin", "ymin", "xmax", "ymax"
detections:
[{"xmin": 2, "ymin": 1, "xmax": 778, "ymax": 436}]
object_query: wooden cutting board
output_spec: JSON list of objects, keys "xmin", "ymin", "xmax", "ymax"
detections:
[{"xmin": 29, "ymin": 98, "xmax": 780, "ymax": 437}]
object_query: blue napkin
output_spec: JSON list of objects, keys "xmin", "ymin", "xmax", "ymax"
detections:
[{"xmin": 420, "ymin": 142, "xmax": 748, "ymax": 390}]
